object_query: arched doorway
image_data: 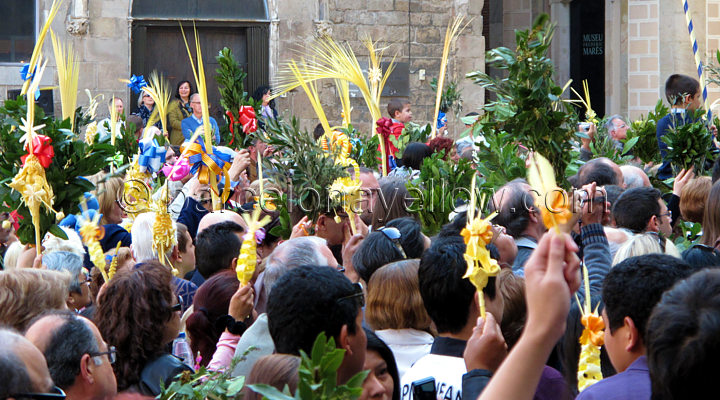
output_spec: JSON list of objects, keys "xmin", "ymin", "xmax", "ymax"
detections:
[{"xmin": 130, "ymin": 0, "xmax": 269, "ymax": 124}]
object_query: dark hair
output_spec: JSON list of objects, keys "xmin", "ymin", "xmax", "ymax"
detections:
[
  {"xmin": 401, "ymin": 142, "xmax": 432, "ymax": 170},
  {"xmin": 95, "ymin": 261, "xmax": 175, "ymax": 391},
  {"xmin": 577, "ymin": 159, "xmax": 621, "ymax": 187},
  {"xmin": 170, "ymin": 145, "xmax": 181, "ymax": 156},
  {"xmin": 712, "ymin": 158, "xmax": 720, "ymax": 184},
  {"xmin": 602, "ymin": 254, "xmax": 693, "ymax": 343},
  {"xmin": 176, "ymin": 222, "xmax": 190, "ymax": 253},
  {"xmin": 365, "ymin": 329, "xmax": 400, "ymax": 400},
  {"xmin": 427, "ymin": 137, "xmax": 454, "ymax": 159},
  {"xmin": 186, "ymin": 270, "xmax": 239, "ymax": 367},
  {"xmin": 195, "ymin": 221, "xmax": 244, "ymax": 279},
  {"xmin": 245, "ymin": 354, "xmax": 301, "ymax": 400},
  {"xmin": 174, "ymin": 80, "xmax": 194, "ymax": 100},
  {"xmin": 371, "ymin": 177, "xmax": 415, "ymax": 228},
  {"xmin": 313, "ymin": 123, "xmax": 325, "ymax": 141},
  {"xmin": 664, "ymin": 74, "xmax": 700, "ymax": 105},
  {"xmin": 0, "ymin": 329, "xmax": 33, "ymax": 397},
  {"xmin": 419, "ymin": 236, "xmax": 494, "ymax": 334},
  {"xmin": 489, "ymin": 181, "xmax": 534, "ymax": 238},
  {"xmin": 252, "ymin": 85, "xmax": 275, "ymax": 109},
  {"xmin": 647, "ymin": 268, "xmax": 720, "ymax": 399},
  {"xmin": 353, "ymin": 217, "xmax": 423, "ymax": 282},
  {"xmin": 386, "ymin": 217, "xmax": 425, "ymax": 259},
  {"xmin": 604, "ymin": 185, "xmax": 625, "ymax": 209},
  {"xmin": 387, "ymin": 99, "xmax": 409, "ymax": 119},
  {"xmin": 267, "ymin": 266, "xmax": 360, "ymax": 355},
  {"xmin": 612, "ymin": 187, "xmax": 662, "ymax": 233},
  {"xmin": 438, "ymin": 210, "xmax": 468, "ymax": 238},
  {"xmin": 44, "ymin": 314, "xmax": 99, "ymax": 389},
  {"xmin": 681, "ymin": 245, "xmax": 720, "ymax": 268}
]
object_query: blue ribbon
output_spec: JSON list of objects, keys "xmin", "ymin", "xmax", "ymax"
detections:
[
  {"xmin": 187, "ymin": 138, "xmax": 232, "ymax": 177},
  {"xmin": 19, "ymin": 64, "xmax": 41, "ymax": 100},
  {"xmin": 437, "ymin": 112, "xmax": 447, "ymax": 130},
  {"xmin": 350, "ymin": 137, "xmax": 363, "ymax": 157},
  {"xmin": 388, "ymin": 155, "xmax": 397, "ymax": 171},
  {"xmin": 138, "ymin": 138, "xmax": 167, "ymax": 174},
  {"xmin": 127, "ymin": 74, "xmax": 148, "ymax": 94}
]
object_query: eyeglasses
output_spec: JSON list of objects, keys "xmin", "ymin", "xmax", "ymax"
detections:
[
  {"xmin": 10, "ymin": 386, "xmax": 66, "ymax": 400},
  {"xmin": 171, "ymin": 295, "xmax": 183, "ymax": 312},
  {"xmin": 660, "ymin": 210, "xmax": 672, "ymax": 219},
  {"xmin": 89, "ymin": 345, "xmax": 117, "ymax": 365},
  {"xmin": 377, "ymin": 226, "xmax": 407, "ymax": 259},
  {"xmin": 336, "ymin": 282, "xmax": 365, "ymax": 308}
]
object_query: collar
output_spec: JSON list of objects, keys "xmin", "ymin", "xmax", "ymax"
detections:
[
  {"xmin": 670, "ymin": 108, "xmax": 686, "ymax": 114},
  {"xmin": 626, "ymin": 355, "xmax": 648, "ymax": 372},
  {"xmin": 191, "ymin": 114, "xmax": 202, "ymax": 123},
  {"xmin": 515, "ymin": 236, "xmax": 538, "ymax": 249},
  {"xmin": 430, "ymin": 336, "xmax": 466, "ymax": 358}
]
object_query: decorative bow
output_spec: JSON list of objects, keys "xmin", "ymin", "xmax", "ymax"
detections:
[
  {"xmin": 580, "ymin": 314, "xmax": 605, "ymax": 347},
  {"xmin": 21, "ymin": 135, "xmax": 54, "ymax": 169},
  {"xmin": 239, "ymin": 106, "xmax": 258, "ymax": 134},
  {"xmin": 376, "ymin": 117, "xmax": 395, "ymax": 171},
  {"xmin": 461, "ymin": 213, "xmax": 501, "ymax": 297},
  {"xmin": 127, "ymin": 74, "xmax": 147, "ymax": 94},
  {"xmin": 20, "ymin": 64, "xmax": 41, "ymax": 100},
  {"xmin": 162, "ymin": 157, "xmax": 190, "ymax": 181},
  {"xmin": 437, "ymin": 112, "xmax": 447, "ymax": 130},
  {"xmin": 255, "ymin": 227, "xmax": 266, "ymax": 245},
  {"xmin": 183, "ymin": 138, "xmax": 233, "ymax": 203},
  {"xmin": 138, "ymin": 138, "xmax": 167, "ymax": 174}
]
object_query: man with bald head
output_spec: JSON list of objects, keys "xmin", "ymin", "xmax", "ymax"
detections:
[
  {"xmin": 0, "ymin": 328, "xmax": 57, "ymax": 399},
  {"xmin": 25, "ymin": 312, "xmax": 117, "ymax": 400},
  {"xmin": 577, "ymin": 157, "xmax": 624, "ymax": 188},
  {"xmin": 197, "ymin": 210, "xmax": 248, "ymax": 235},
  {"xmin": 620, "ymin": 165, "xmax": 651, "ymax": 189}
]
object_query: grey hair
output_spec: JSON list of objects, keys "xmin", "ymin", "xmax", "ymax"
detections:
[
  {"xmin": 43, "ymin": 251, "xmax": 85, "ymax": 294},
  {"xmin": 262, "ymin": 237, "xmax": 329, "ymax": 296},
  {"xmin": 131, "ymin": 212, "xmax": 176, "ymax": 262},
  {"xmin": 604, "ymin": 114, "xmax": 626, "ymax": 133},
  {"xmin": 624, "ymin": 173, "xmax": 645, "ymax": 189},
  {"xmin": 0, "ymin": 328, "xmax": 33, "ymax": 397},
  {"xmin": 44, "ymin": 315, "xmax": 99, "ymax": 389}
]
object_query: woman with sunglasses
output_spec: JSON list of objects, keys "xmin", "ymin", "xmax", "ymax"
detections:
[{"xmin": 95, "ymin": 261, "xmax": 190, "ymax": 395}]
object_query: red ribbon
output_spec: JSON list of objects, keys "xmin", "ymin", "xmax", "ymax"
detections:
[
  {"xmin": 238, "ymin": 106, "xmax": 258, "ymax": 135},
  {"xmin": 21, "ymin": 135, "xmax": 54, "ymax": 169},
  {"xmin": 376, "ymin": 118, "xmax": 403, "ymax": 171}
]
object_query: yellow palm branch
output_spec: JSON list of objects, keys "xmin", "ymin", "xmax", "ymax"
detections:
[
  {"xmin": 143, "ymin": 71, "xmax": 172, "ymax": 139},
  {"xmin": 21, "ymin": 0, "xmax": 62, "ymax": 96},
  {"xmin": 50, "ymin": 29, "xmax": 79, "ymax": 131}
]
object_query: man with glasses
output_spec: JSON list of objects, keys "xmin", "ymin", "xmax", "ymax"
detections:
[
  {"xmin": 605, "ymin": 115, "xmax": 629, "ymax": 153},
  {"xmin": 180, "ymin": 93, "xmax": 220, "ymax": 144},
  {"xmin": 0, "ymin": 328, "xmax": 58, "ymax": 400},
  {"xmin": 24, "ymin": 312, "xmax": 117, "ymax": 400}
]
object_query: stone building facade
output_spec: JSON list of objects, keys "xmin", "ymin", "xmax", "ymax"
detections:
[{"xmin": 2, "ymin": 0, "xmax": 720, "ymax": 132}]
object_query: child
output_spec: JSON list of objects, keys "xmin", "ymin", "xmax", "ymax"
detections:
[
  {"xmin": 379, "ymin": 99, "xmax": 412, "ymax": 171},
  {"xmin": 655, "ymin": 74, "xmax": 712, "ymax": 179}
]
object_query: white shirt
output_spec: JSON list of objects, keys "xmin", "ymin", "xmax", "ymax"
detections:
[
  {"xmin": 375, "ymin": 329, "xmax": 433, "ymax": 378},
  {"xmin": 399, "ymin": 337, "xmax": 466, "ymax": 400}
]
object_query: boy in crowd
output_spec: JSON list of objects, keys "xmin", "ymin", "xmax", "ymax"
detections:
[
  {"xmin": 656, "ymin": 74, "xmax": 716, "ymax": 179},
  {"xmin": 576, "ymin": 254, "xmax": 693, "ymax": 400},
  {"xmin": 380, "ymin": 99, "xmax": 413, "ymax": 169}
]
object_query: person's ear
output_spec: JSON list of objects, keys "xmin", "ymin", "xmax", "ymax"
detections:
[
  {"xmin": 624, "ymin": 316, "xmax": 642, "ymax": 351},
  {"xmin": 231, "ymin": 256, "xmax": 238, "ymax": 270},
  {"xmin": 170, "ymin": 245, "xmax": 180, "ymax": 262},
  {"xmin": 316, "ymin": 215, "xmax": 326, "ymax": 232},
  {"xmin": 647, "ymin": 215, "xmax": 659, "ymax": 232},
  {"xmin": 338, "ymin": 324, "xmax": 353, "ymax": 355},
  {"xmin": 80, "ymin": 354, "xmax": 95, "ymax": 384}
]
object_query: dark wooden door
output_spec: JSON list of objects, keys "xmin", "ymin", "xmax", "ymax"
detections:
[{"xmin": 131, "ymin": 25, "xmax": 248, "ymax": 125}]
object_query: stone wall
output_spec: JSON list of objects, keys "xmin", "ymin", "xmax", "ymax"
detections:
[
  {"xmin": 271, "ymin": 0, "xmax": 486, "ymax": 137},
  {"xmin": 0, "ymin": 0, "xmax": 130, "ymax": 121}
]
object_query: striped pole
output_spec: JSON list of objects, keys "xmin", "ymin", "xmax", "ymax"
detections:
[{"xmin": 682, "ymin": 0, "xmax": 710, "ymax": 116}]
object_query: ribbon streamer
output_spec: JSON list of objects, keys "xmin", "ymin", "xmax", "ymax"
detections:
[
  {"xmin": 138, "ymin": 138, "xmax": 167, "ymax": 174},
  {"xmin": 127, "ymin": 74, "xmax": 147, "ymax": 94},
  {"xmin": 20, "ymin": 135, "xmax": 54, "ymax": 169},
  {"xmin": 183, "ymin": 138, "xmax": 233, "ymax": 203},
  {"xmin": 162, "ymin": 157, "xmax": 190, "ymax": 181},
  {"xmin": 682, "ymin": 0, "xmax": 708, "ymax": 114}
]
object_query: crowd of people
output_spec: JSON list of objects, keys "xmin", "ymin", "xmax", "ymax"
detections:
[{"xmin": 2, "ymin": 67, "xmax": 720, "ymax": 400}]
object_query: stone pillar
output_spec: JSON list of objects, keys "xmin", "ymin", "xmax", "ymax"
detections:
[
  {"xmin": 549, "ymin": 0, "xmax": 570, "ymax": 97},
  {"xmin": 605, "ymin": 0, "xmax": 628, "ymax": 118},
  {"xmin": 627, "ymin": 0, "xmax": 660, "ymax": 120}
]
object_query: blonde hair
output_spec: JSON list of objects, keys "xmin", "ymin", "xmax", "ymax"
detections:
[
  {"xmin": 2, "ymin": 241, "xmax": 23, "ymax": 270},
  {"xmin": 612, "ymin": 233, "xmax": 680, "ymax": 266},
  {"xmin": 0, "ymin": 269, "xmax": 70, "ymax": 331},
  {"xmin": 96, "ymin": 176, "xmax": 124, "ymax": 225},
  {"xmin": 366, "ymin": 259, "xmax": 433, "ymax": 332}
]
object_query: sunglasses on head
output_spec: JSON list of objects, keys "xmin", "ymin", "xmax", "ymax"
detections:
[
  {"xmin": 336, "ymin": 282, "xmax": 365, "ymax": 308},
  {"xmin": 377, "ymin": 226, "xmax": 407, "ymax": 259},
  {"xmin": 10, "ymin": 386, "xmax": 66, "ymax": 400},
  {"xmin": 171, "ymin": 294, "xmax": 183, "ymax": 313}
]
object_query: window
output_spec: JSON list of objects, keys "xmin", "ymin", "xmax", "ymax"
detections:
[{"xmin": 0, "ymin": 1, "xmax": 36, "ymax": 63}]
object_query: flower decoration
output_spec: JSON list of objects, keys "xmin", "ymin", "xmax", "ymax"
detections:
[
  {"xmin": 182, "ymin": 137, "xmax": 232, "ymax": 203},
  {"xmin": 20, "ymin": 135, "xmax": 54, "ymax": 169},
  {"xmin": 461, "ymin": 212, "xmax": 500, "ymax": 318},
  {"xmin": 576, "ymin": 266, "xmax": 604, "ymax": 391},
  {"xmin": 151, "ymin": 192, "xmax": 178, "ymax": 275},
  {"xmin": 79, "ymin": 211, "xmax": 109, "ymax": 282},
  {"xmin": 127, "ymin": 74, "xmax": 147, "ymax": 94},
  {"xmin": 162, "ymin": 157, "xmax": 190, "ymax": 181},
  {"xmin": 527, "ymin": 152, "xmax": 573, "ymax": 232},
  {"xmin": 138, "ymin": 137, "xmax": 168, "ymax": 174},
  {"xmin": 329, "ymin": 176, "xmax": 363, "ymax": 235},
  {"xmin": 236, "ymin": 208, "xmax": 271, "ymax": 285}
]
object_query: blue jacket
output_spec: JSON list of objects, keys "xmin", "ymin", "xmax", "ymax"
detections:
[{"xmin": 181, "ymin": 115, "xmax": 220, "ymax": 144}]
